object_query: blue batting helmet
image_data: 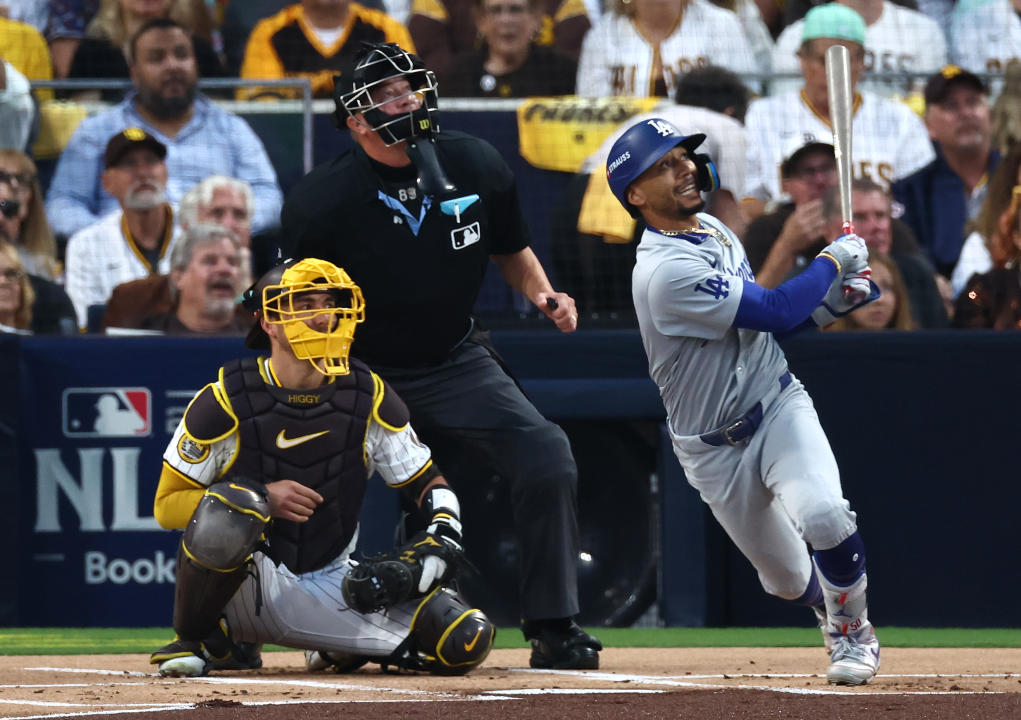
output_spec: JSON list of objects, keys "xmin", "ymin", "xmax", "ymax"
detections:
[{"xmin": 605, "ymin": 118, "xmax": 709, "ymax": 218}]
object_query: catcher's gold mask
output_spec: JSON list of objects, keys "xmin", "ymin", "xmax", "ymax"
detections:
[{"xmin": 261, "ymin": 259, "xmax": 365, "ymax": 376}]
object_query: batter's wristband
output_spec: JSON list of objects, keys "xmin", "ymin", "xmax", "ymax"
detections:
[{"xmin": 817, "ymin": 252, "xmax": 842, "ymax": 274}]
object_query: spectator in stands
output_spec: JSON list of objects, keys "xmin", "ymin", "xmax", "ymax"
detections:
[
  {"xmin": 833, "ymin": 178, "xmax": 948, "ymax": 327},
  {"xmin": 0, "ymin": 150, "xmax": 61, "ymax": 280},
  {"xmin": 0, "ymin": 237, "xmax": 33, "ymax": 334},
  {"xmin": 45, "ymin": 0, "xmax": 100, "ymax": 77},
  {"xmin": 0, "ymin": 58, "xmax": 35, "ymax": 152},
  {"xmin": 67, "ymin": 0, "xmax": 224, "ymax": 101},
  {"xmin": 990, "ymin": 59, "xmax": 1021, "ymax": 156},
  {"xmin": 0, "ymin": 15, "xmax": 54, "ymax": 95},
  {"xmin": 745, "ymin": 138, "xmax": 835, "ymax": 287},
  {"xmin": 409, "ymin": 0, "xmax": 590, "ymax": 83},
  {"xmin": 120, "ymin": 223, "xmax": 251, "ymax": 334},
  {"xmin": 950, "ymin": 146, "xmax": 1021, "ymax": 296},
  {"xmin": 827, "ymin": 252, "xmax": 916, "ymax": 330},
  {"xmin": 771, "ymin": 0, "xmax": 947, "ymax": 100},
  {"xmin": 443, "ymin": 0, "xmax": 576, "ymax": 97},
  {"xmin": 103, "ymin": 174, "xmax": 255, "ymax": 329},
  {"xmin": 576, "ymin": 0, "xmax": 757, "ymax": 99},
  {"xmin": 46, "ymin": 18, "xmax": 283, "ymax": 239},
  {"xmin": 238, "ymin": 0, "xmax": 413, "ymax": 99},
  {"xmin": 0, "ymin": 238, "xmax": 77, "ymax": 334},
  {"xmin": 708, "ymin": 0, "xmax": 775, "ymax": 73},
  {"xmin": 952, "ymin": 184, "xmax": 1021, "ymax": 329},
  {"xmin": 674, "ymin": 64, "xmax": 752, "ymax": 122},
  {"xmin": 892, "ymin": 65, "xmax": 999, "ymax": 279},
  {"xmin": 743, "ymin": 3, "xmax": 934, "ymax": 217},
  {"xmin": 949, "ymin": 0, "xmax": 1021, "ymax": 92},
  {"xmin": 64, "ymin": 127, "xmax": 179, "ymax": 329},
  {"xmin": 0, "ymin": 1, "xmax": 47, "ymax": 32}
]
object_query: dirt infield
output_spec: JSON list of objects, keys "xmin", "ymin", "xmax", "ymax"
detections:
[{"xmin": 3, "ymin": 647, "xmax": 1020, "ymax": 719}]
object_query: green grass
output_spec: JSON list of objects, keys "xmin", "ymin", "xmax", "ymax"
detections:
[{"xmin": 1, "ymin": 627, "xmax": 1018, "ymax": 655}]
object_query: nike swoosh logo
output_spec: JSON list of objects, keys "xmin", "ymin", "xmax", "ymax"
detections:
[
  {"xmin": 463, "ymin": 626, "xmax": 483, "ymax": 652},
  {"xmin": 275, "ymin": 429, "xmax": 329, "ymax": 449}
]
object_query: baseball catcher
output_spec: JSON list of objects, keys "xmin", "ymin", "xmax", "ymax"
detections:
[{"xmin": 149, "ymin": 258, "xmax": 495, "ymax": 678}]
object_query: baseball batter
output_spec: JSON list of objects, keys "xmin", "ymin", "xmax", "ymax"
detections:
[
  {"xmin": 744, "ymin": 3, "xmax": 935, "ymax": 204},
  {"xmin": 575, "ymin": 0, "xmax": 758, "ymax": 100},
  {"xmin": 149, "ymin": 258, "xmax": 494, "ymax": 678},
  {"xmin": 607, "ymin": 117, "xmax": 882, "ymax": 685}
]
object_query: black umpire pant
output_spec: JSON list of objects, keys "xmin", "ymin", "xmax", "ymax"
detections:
[{"xmin": 372, "ymin": 340, "xmax": 580, "ymax": 622}]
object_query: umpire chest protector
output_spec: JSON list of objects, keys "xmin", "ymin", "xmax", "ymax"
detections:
[{"xmin": 216, "ymin": 357, "xmax": 375, "ymax": 574}]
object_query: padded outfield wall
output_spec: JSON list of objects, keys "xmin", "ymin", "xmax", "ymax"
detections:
[{"xmin": 1, "ymin": 331, "xmax": 1017, "ymax": 629}]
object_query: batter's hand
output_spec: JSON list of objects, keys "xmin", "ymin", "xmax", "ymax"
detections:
[
  {"xmin": 817, "ymin": 233, "xmax": 869, "ymax": 275},
  {"xmin": 538, "ymin": 291, "xmax": 578, "ymax": 333},
  {"xmin": 842, "ymin": 269, "xmax": 873, "ymax": 305},
  {"xmin": 266, "ymin": 480, "xmax": 323, "ymax": 522}
]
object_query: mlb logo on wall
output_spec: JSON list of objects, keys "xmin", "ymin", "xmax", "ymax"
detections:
[{"xmin": 62, "ymin": 388, "xmax": 152, "ymax": 438}]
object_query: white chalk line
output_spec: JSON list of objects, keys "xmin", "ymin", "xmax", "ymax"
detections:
[{"xmin": 2, "ymin": 665, "xmax": 1015, "ymax": 718}]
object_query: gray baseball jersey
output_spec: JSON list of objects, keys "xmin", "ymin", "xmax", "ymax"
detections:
[
  {"xmin": 632, "ymin": 213, "xmax": 857, "ymax": 598},
  {"xmin": 632, "ymin": 213, "xmax": 789, "ymax": 436}
]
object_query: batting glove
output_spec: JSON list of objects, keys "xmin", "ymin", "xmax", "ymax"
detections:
[
  {"xmin": 811, "ymin": 267, "xmax": 880, "ymax": 327},
  {"xmin": 817, "ymin": 233, "xmax": 869, "ymax": 275}
]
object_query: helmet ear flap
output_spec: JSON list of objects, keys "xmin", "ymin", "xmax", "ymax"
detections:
[{"xmin": 693, "ymin": 153, "xmax": 720, "ymax": 193}]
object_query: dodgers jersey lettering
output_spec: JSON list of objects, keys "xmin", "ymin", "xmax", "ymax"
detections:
[{"xmin": 632, "ymin": 213, "xmax": 789, "ymax": 435}]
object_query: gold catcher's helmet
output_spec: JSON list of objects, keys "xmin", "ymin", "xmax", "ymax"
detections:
[{"xmin": 243, "ymin": 258, "xmax": 365, "ymax": 376}]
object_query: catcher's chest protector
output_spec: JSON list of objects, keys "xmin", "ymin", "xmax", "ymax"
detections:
[{"xmin": 221, "ymin": 357, "xmax": 375, "ymax": 574}]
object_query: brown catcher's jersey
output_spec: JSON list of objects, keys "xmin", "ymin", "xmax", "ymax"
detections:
[
  {"xmin": 238, "ymin": 2, "xmax": 415, "ymax": 99},
  {"xmin": 162, "ymin": 356, "xmax": 435, "ymax": 574}
]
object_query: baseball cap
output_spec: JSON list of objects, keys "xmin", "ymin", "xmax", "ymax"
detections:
[
  {"xmin": 780, "ymin": 135, "xmax": 835, "ymax": 178},
  {"xmin": 924, "ymin": 65, "xmax": 987, "ymax": 106},
  {"xmin": 801, "ymin": 3, "xmax": 866, "ymax": 46},
  {"xmin": 103, "ymin": 127, "xmax": 167, "ymax": 169}
]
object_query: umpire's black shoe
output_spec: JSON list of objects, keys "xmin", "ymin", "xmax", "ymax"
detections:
[{"xmin": 523, "ymin": 619, "xmax": 602, "ymax": 670}]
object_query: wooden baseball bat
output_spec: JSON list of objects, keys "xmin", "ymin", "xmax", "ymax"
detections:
[{"xmin": 825, "ymin": 44, "xmax": 854, "ymax": 237}]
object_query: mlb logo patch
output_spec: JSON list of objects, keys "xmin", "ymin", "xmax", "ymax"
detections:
[
  {"xmin": 451, "ymin": 222, "xmax": 481, "ymax": 250},
  {"xmin": 62, "ymin": 388, "xmax": 152, "ymax": 438}
]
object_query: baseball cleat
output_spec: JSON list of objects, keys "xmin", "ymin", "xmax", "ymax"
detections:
[
  {"xmin": 826, "ymin": 629, "xmax": 880, "ymax": 685},
  {"xmin": 525, "ymin": 620, "xmax": 602, "ymax": 670},
  {"xmin": 305, "ymin": 649, "xmax": 369, "ymax": 673},
  {"xmin": 151, "ymin": 640, "xmax": 210, "ymax": 678}
]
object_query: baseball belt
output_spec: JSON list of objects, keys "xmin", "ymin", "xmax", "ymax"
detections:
[{"xmin": 700, "ymin": 371, "xmax": 792, "ymax": 447}]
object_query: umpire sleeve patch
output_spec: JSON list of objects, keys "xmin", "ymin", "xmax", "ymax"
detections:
[
  {"xmin": 373, "ymin": 374, "xmax": 410, "ymax": 431},
  {"xmin": 183, "ymin": 383, "xmax": 238, "ymax": 443}
]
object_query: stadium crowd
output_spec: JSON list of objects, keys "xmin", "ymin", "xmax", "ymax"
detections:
[{"xmin": 0, "ymin": 0, "xmax": 1018, "ymax": 334}]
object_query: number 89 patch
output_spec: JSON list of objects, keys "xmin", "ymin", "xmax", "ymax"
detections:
[{"xmin": 177, "ymin": 435, "xmax": 210, "ymax": 464}]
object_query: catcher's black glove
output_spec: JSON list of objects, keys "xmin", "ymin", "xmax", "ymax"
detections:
[{"xmin": 342, "ymin": 530, "xmax": 462, "ymax": 614}]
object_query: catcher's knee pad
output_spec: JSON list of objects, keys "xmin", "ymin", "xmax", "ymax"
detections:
[
  {"xmin": 410, "ymin": 587, "xmax": 495, "ymax": 675},
  {"xmin": 173, "ymin": 477, "xmax": 270, "ymax": 640}
]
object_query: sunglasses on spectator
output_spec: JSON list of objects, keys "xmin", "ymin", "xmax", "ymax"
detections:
[
  {"xmin": 0, "ymin": 170, "xmax": 35, "ymax": 188},
  {"xmin": 0, "ymin": 268, "xmax": 26, "ymax": 282}
]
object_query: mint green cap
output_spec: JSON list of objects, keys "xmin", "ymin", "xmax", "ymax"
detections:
[{"xmin": 801, "ymin": 3, "xmax": 866, "ymax": 45}]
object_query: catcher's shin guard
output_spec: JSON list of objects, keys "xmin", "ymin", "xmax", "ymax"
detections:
[
  {"xmin": 405, "ymin": 587, "xmax": 495, "ymax": 675},
  {"xmin": 173, "ymin": 477, "xmax": 270, "ymax": 640}
]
